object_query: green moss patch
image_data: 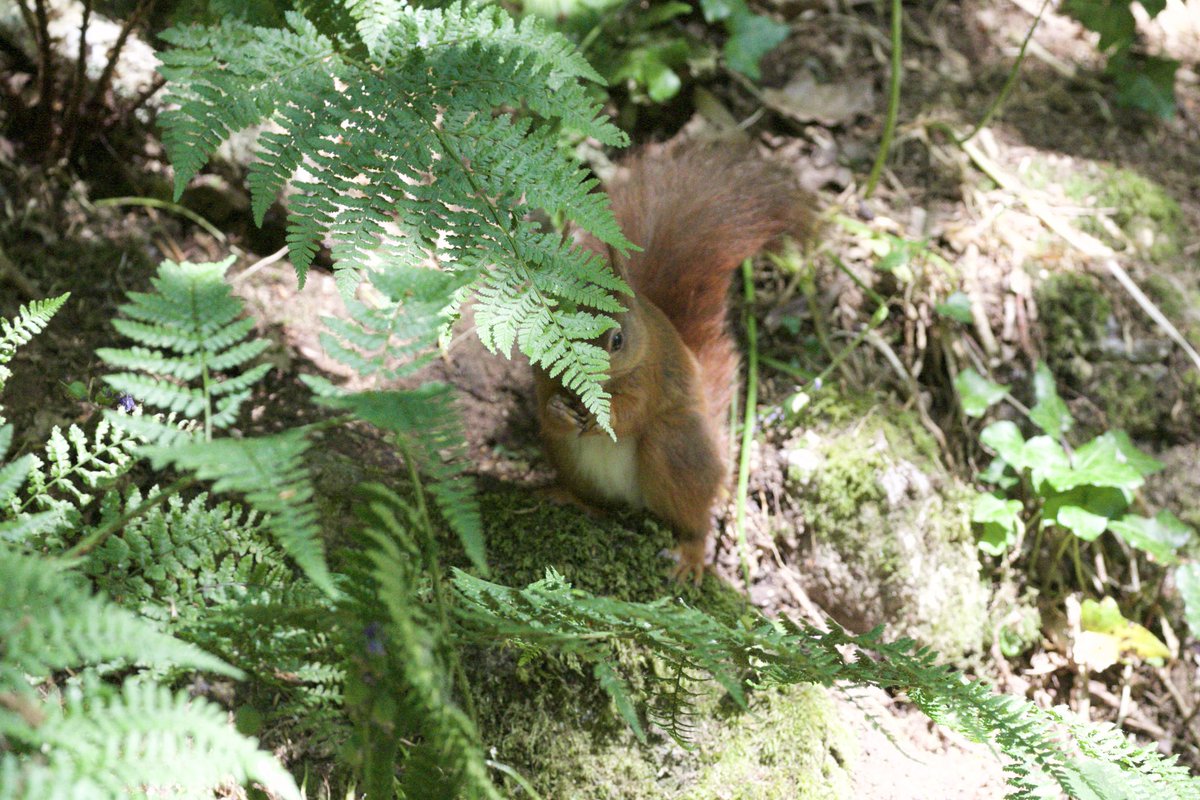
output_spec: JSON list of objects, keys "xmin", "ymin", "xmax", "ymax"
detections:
[{"xmin": 468, "ymin": 483, "xmax": 852, "ymax": 799}]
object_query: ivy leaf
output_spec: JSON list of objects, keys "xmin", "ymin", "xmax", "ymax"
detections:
[
  {"xmin": 1029, "ymin": 362, "xmax": 1073, "ymax": 437},
  {"xmin": 1062, "ymin": 0, "xmax": 1136, "ymax": 51},
  {"xmin": 1174, "ymin": 562, "xmax": 1200, "ymax": 641},
  {"xmin": 935, "ymin": 291, "xmax": 973, "ymax": 324},
  {"xmin": 1023, "ymin": 436, "xmax": 1071, "ymax": 492},
  {"xmin": 972, "ymin": 492, "xmax": 1023, "ymax": 556},
  {"xmin": 955, "ymin": 369, "xmax": 1009, "ymax": 418},
  {"xmin": 1110, "ymin": 52, "xmax": 1179, "ymax": 119},
  {"xmin": 698, "ymin": 0, "xmax": 738, "ymax": 21},
  {"xmin": 723, "ymin": 11, "xmax": 789, "ymax": 80},
  {"xmin": 1042, "ymin": 434, "xmax": 1144, "ymax": 493},
  {"xmin": 1056, "ymin": 504, "xmax": 1111, "ymax": 541},
  {"xmin": 1100, "ymin": 430, "xmax": 1163, "ymax": 477},
  {"xmin": 642, "ymin": 55, "xmax": 683, "ymax": 103},
  {"xmin": 1044, "ymin": 486, "xmax": 1130, "ymax": 541},
  {"xmin": 1109, "ymin": 512, "xmax": 1194, "ymax": 565},
  {"xmin": 978, "ymin": 457, "xmax": 1018, "ymax": 491},
  {"xmin": 1075, "ymin": 597, "xmax": 1169, "ymax": 670},
  {"xmin": 980, "ymin": 421, "xmax": 1025, "ymax": 467}
]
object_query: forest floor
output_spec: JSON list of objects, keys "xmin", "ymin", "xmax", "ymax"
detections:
[{"xmin": 2, "ymin": 0, "xmax": 1200, "ymax": 798}]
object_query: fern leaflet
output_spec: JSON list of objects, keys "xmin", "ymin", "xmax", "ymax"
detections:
[
  {"xmin": 98, "ymin": 256, "xmax": 271, "ymax": 444},
  {"xmin": 0, "ymin": 293, "xmax": 69, "ymax": 426},
  {"xmin": 158, "ymin": 1, "xmax": 633, "ymax": 432}
]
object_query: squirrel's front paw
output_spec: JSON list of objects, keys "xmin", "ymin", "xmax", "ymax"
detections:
[
  {"xmin": 668, "ymin": 538, "xmax": 707, "ymax": 586},
  {"xmin": 546, "ymin": 394, "xmax": 593, "ymax": 433}
]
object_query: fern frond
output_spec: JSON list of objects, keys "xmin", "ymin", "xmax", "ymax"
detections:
[
  {"xmin": 346, "ymin": 0, "xmax": 408, "ymax": 61},
  {"xmin": 0, "ymin": 293, "xmax": 69, "ymax": 368},
  {"xmin": 22, "ymin": 679, "xmax": 300, "ymax": 800},
  {"xmin": 320, "ymin": 265, "xmax": 476, "ymax": 381},
  {"xmin": 0, "ymin": 754, "xmax": 106, "ymax": 800},
  {"xmin": 0, "ymin": 426, "xmax": 32, "ymax": 506},
  {"xmin": 315, "ymin": 385, "xmax": 486, "ymax": 573},
  {"xmin": 452, "ymin": 568, "xmax": 1200, "ymax": 799},
  {"xmin": 82, "ymin": 489, "xmax": 292, "ymax": 623},
  {"xmin": 346, "ymin": 485, "xmax": 501, "ymax": 800},
  {"xmin": 159, "ymin": 2, "xmax": 633, "ymax": 430},
  {"xmin": 98, "ymin": 257, "xmax": 272, "ymax": 443},
  {"xmin": 0, "ymin": 547, "xmax": 238, "ymax": 688},
  {"xmin": 3, "ymin": 417, "xmax": 140, "ymax": 543},
  {"xmin": 0, "ymin": 293, "xmax": 69, "ymax": 424},
  {"xmin": 142, "ymin": 429, "xmax": 335, "ymax": 596}
]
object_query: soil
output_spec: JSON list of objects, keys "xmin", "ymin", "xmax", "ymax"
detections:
[{"xmin": 3, "ymin": 1, "xmax": 1200, "ymax": 798}]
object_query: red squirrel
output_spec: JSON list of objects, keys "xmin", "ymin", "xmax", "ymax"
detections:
[{"xmin": 535, "ymin": 143, "xmax": 814, "ymax": 582}]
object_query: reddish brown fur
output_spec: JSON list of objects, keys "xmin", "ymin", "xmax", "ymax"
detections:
[
  {"xmin": 595, "ymin": 144, "xmax": 812, "ymax": 429},
  {"xmin": 537, "ymin": 143, "xmax": 815, "ymax": 581}
]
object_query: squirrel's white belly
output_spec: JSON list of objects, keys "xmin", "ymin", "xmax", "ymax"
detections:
[{"xmin": 569, "ymin": 433, "xmax": 642, "ymax": 507}]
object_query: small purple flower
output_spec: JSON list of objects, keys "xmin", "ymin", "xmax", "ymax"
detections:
[
  {"xmin": 812, "ymin": 377, "xmax": 823, "ymax": 391},
  {"xmin": 364, "ymin": 621, "xmax": 385, "ymax": 656},
  {"xmin": 117, "ymin": 394, "xmax": 136, "ymax": 413}
]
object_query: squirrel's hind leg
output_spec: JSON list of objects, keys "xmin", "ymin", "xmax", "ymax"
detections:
[{"xmin": 636, "ymin": 411, "xmax": 724, "ymax": 585}]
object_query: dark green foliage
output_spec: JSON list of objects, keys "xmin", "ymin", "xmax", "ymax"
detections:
[
  {"xmin": 146, "ymin": 429, "xmax": 336, "ymax": 595},
  {"xmin": 697, "ymin": 0, "xmax": 789, "ymax": 80},
  {"xmin": 342, "ymin": 485, "xmax": 500, "ymax": 800},
  {"xmin": 1062, "ymin": 0, "xmax": 1179, "ymax": 117},
  {"xmin": 84, "ymin": 489, "xmax": 290, "ymax": 624},
  {"xmin": 0, "ymin": 543, "xmax": 300, "ymax": 800},
  {"xmin": 455, "ymin": 568, "xmax": 1200, "ymax": 799},
  {"xmin": 95, "ymin": 256, "xmax": 334, "ymax": 595},
  {"xmin": 5, "ymin": 278, "xmax": 1200, "ymax": 798},
  {"xmin": 157, "ymin": 0, "xmax": 634, "ymax": 432},
  {"xmin": 312, "ymin": 384, "xmax": 487, "ymax": 573},
  {"xmin": 0, "ymin": 295, "xmax": 302, "ymax": 800}
]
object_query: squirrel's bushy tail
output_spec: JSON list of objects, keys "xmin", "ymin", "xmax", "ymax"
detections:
[{"xmin": 604, "ymin": 143, "xmax": 815, "ymax": 419}]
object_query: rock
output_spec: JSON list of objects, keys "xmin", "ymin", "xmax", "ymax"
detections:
[{"xmin": 785, "ymin": 403, "xmax": 989, "ymax": 661}]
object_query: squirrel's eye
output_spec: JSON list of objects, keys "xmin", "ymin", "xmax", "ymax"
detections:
[{"xmin": 611, "ymin": 330, "xmax": 624, "ymax": 352}]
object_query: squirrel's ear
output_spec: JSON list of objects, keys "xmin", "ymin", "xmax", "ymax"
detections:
[{"xmin": 606, "ymin": 244, "xmax": 631, "ymax": 286}]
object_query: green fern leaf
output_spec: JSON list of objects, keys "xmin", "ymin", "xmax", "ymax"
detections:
[
  {"xmin": 452, "ymin": 568, "xmax": 1200, "ymax": 797},
  {"xmin": 315, "ymin": 385, "xmax": 486, "ymax": 573},
  {"xmin": 0, "ymin": 293, "xmax": 69, "ymax": 368},
  {"xmin": 24, "ymin": 680, "xmax": 300, "ymax": 800},
  {"xmin": 0, "ymin": 293, "xmax": 69, "ymax": 424},
  {"xmin": 0, "ymin": 547, "xmax": 238, "ymax": 685},
  {"xmin": 142, "ymin": 429, "xmax": 335, "ymax": 596},
  {"xmin": 349, "ymin": 484, "xmax": 501, "ymax": 800},
  {"xmin": 346, "ymin": 0, "xmax": 408, "ymax": 61},
  {"xmin": 159, "ymin": 2, "xmax": 633, "ymax": 430},
  {"xmin": 99, "ymin": 257, "xmax": 272, "ymax": 442},
  {"xmin": 320, "ymin": 264, "xmax": 476, "ymax": 381}
]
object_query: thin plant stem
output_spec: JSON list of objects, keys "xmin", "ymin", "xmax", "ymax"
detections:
[
  {"xmin": 58, "ymin": 0, "xmax": 93, "ymax": 162},
  {"xmin": 486, "ymin": 760, "xmax": 547, "ymax": 800},
  {"xmin": 29, "ymin": 0, "xmax": 56, "ymax": 157},
  {"xmin": 1072, "ymin": 536, "xmax": 1086, "ymax": 591},
  {"xmin": 760, "ymin": 355, "xmax": 815, "ymax": 382},
  {"xmin": 806, "ymin": 253, "xmax": 890, "ymax": 389},
  {"xmin": 959, "ymin": 0, "xmax": 1051, "ymax": 144},
  {"xmin": 88, "ymin": 0, "xmax": 157, "ymax": 122},
  {"xmin": 1050, "ymin": 530, "xmax": 1074, "ymax": 589},
  {"xmin": 399, "ymin": 440, "xmax": 480, "ymax": 728},
  {"xmin": 94, "ymin": 196, "xmax": 227, "ymax": 242},
  {"xmin": 863, "ymin": 0, "xmax": 902, "ymax": 198},
  {"xmin": 734, "ymin": 259, "xmax": 758, "ymax": 592}
]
